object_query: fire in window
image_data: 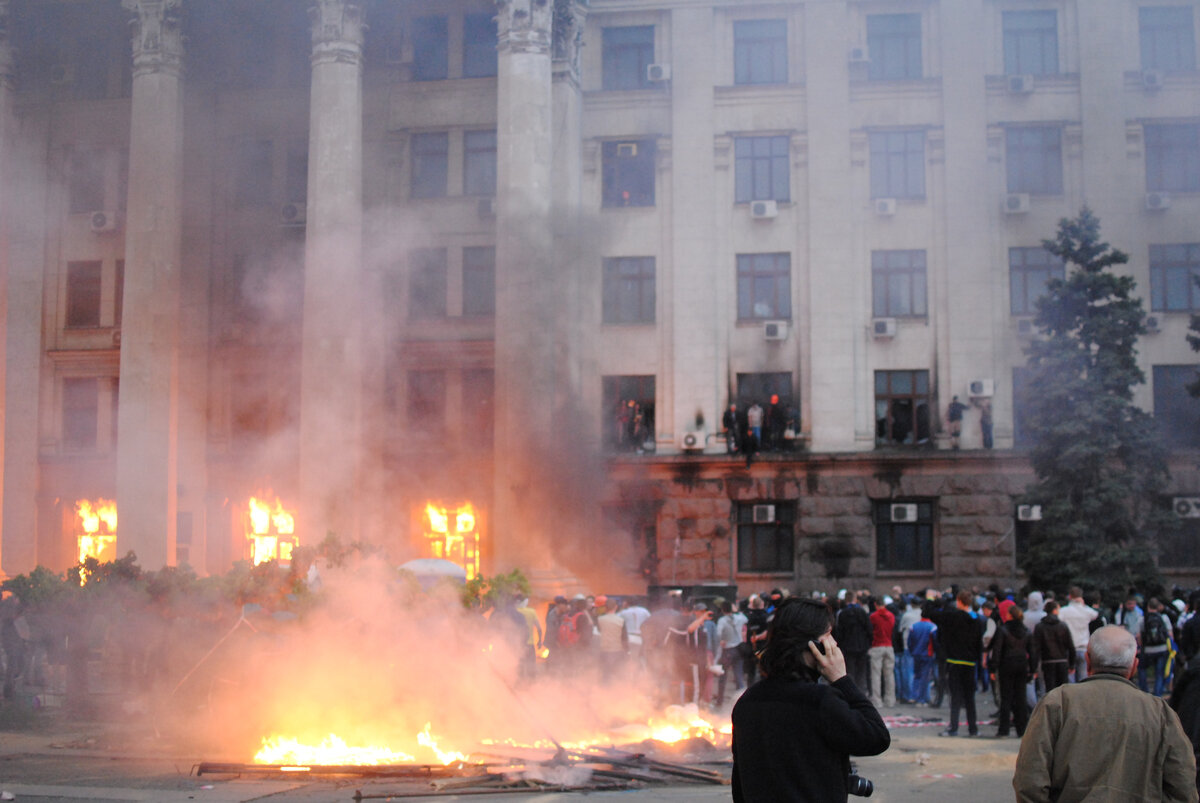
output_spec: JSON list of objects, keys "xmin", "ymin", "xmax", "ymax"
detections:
[
  {"xmin": 422, "ymin": 502, "xmax": 480, "ymax": 581},
  {"xmin": 76, "ymin": 498, "xmax": 117, "ymax": 566},
  {"xmin": 246, "ymin": 496, "xmax": 297, "ymax": 566}
]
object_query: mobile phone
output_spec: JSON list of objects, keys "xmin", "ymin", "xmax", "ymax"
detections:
[{"xmin": 809, "ymin": 639, "xmax": 826, "ymax": 655}]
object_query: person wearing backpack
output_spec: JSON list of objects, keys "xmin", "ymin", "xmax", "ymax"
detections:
[
  {"xmin": 991, "ymin": 606, "xmax": 1036, "ymax": 737},
  {"xmin": 1141, "ymin": 598, "xmax": 1174, "ymax": 697}
]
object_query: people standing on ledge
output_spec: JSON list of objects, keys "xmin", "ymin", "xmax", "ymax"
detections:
[{"xmin": 946, "ymin": 396, "xmax": 968, "ymax": 449}]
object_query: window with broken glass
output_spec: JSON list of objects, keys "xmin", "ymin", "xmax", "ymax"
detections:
[{"xmin": 875, "ymin": 370, "xmax": 931, "ymax": 447}]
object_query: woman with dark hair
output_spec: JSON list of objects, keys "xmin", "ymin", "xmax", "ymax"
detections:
[
  {"xmin": 991, "ymin": 605, "xmax": 1036, "ymax": 738},
  {"xmin": 731, "ymin": 597, "xmax": 891, "ymax": 802}
]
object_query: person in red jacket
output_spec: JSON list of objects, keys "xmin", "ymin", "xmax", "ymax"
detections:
[{"xmin": 868, "ymin": 597, "xmax": 897, "ymax": 708}]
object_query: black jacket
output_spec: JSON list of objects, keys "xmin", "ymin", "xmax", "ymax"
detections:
[
  {"xmin": 732, "ymin": 674, "xmax": 890, "ymax": 802},
  {"xmin": 835, "ymin": 605, "xmax": 872, "ymax": 655},
  {"xmin": 931, "ymin": 607, "xmax": 984, "ymax": 664},
  {"xmin": 1033, "ymin": 613, "xmax": 1076, "ymax": 669},
  {"xmin": 991, "ymin": 620, "xmax": 1036, "ymax": 676}
]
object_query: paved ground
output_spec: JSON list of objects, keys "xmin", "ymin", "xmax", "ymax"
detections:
[{"xmin": 0, "ymin": 688, "xmax": 1020, "ymax": 802}]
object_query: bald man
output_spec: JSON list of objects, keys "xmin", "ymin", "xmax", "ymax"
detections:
[{"xmin": 1013, "ymin": 625, "xmax": 1197, "ymax": 802}]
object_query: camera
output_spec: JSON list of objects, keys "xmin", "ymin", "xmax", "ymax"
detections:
[{"xmin": 847, "ymin": 763, "xmax": 874, "ymax": 797}]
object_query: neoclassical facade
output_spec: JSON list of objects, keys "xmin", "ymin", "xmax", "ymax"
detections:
[{"xmin": 0, "ymin": 0, "xmax": 1198, "ymax": 595}]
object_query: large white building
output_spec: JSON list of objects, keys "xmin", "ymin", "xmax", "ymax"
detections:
[{"xmin": 0, "ymin": 0, "xmax": 1197, "ymax": 595}]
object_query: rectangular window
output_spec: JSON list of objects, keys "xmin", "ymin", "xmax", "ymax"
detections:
[
  {"xmin": 463, "ymin": 130, "xmax": 497, "ymax": 196},
  {"xmin": 737, "ymin": 253, "xmax": 791, "ymax": 321},
  {"xmin": 1003, "ymin": 10, "xmax": 1059, "ymax": 76},
  {"xmin": 1158, "ymin": 499, "xmax": 1200, "ymax": 569},
  {"xmin": 867, "ymin": 13, "xmax": 922, "ymax": 81},
  {"xmin": 409, "ymin": 248, "xmax": 447, "ymax": 319},
  {"xmin": 234, "ymin": 140, "xmax": 273, "ymax": 207},
  {"xmin": 462, "ymin": 368, "xmax": 494, "ymax": 449},
  {"xmin": 463, "ymin": 12, "xmax": 499, "ymax": 78},
  {"xmin": 1140, "ymin": 6, "xmax": 1197, "ymax": 72},
  {"xmin": 602, "ymin": 257, "xmax": 656, "ymax": 324},
  {"xmin": 874, "ymin": 499, "xmax": 934, "ymax": 572},
  {"xmin": 1006, "ymin": 126, "xmax": 1063, "ymax": 195},
  {"xmin": 62, "ymin": 377, "xmax": 99, "ymax": 450},
  {"xmin": 736, "ymin": 372, "xmax": 795, "ymax": 412},
  {"xmin": 733, "ymin": 19, "xmax": 788, "ymax": 85},
  {"xmin": 410, "ymin": 132, "xmax": 449, "ymax": 199},
  {"xmin": 69, "ymin": 151, "xmax": 105, "ymax": 214},
  {"xmin": 1145, "ymin": 124, "xmax": 1200, "ymax": 193},
  {"xmin": 407, "ymin": 370, "xmax": 446, "ymax": 433},
  {"xmin": 875, "ymin": 370, "xmax": 931, "ymax": 446},
  {"xmin": 872, "ymin": 250, "xmax": 927, "ymax": 318},
  {"xmin": 736, "ymin": 502, "xmax": 796, "ymax": 573},
  {"xmin": 602, "ymin": 139, "xmax": 656, "ymax": 207},
  {"xmin": 412, "ymin": 16, "xmax": 449, "ymax": 81},
  {"xmin": 734, "ymin": 136, "xmax": 790, "ymax": 203},
  {"xmin": 602, "ymin": 375, "xmax": 655, "ymax": 452},
  {"xmin": 869, "ymin": 131, "xmax": 925, "ymax": 200},
  {"xmin": 462, "ymin": 246, "xmax": 495, "ymax": 317},
  {"xmin": 66, "ymin": 261, "xmax": 102, "ymax": 329},
  {"xmin": 1151, "ymin": 244, "xmax": 1200, "ymax": 311},
  {"xmin": 1009, "ymin": 247, "xmax": 1064, "ymax": 316},
  {"xmin": 1154, "ymin": 365, "xmax": 1200, "ymax": 449},
  {"xmin": 602, "ymin": 26, "xmax": 654, "ymax": 90}
]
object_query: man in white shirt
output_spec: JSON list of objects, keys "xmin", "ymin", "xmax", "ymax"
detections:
[{"xmin": 1058, "ymin": 586, "xmax": 1098, "ymax": 681}]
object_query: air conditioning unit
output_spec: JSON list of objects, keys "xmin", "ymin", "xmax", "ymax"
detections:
[
  {"xmin": 680, "ymin": 430, "xmax": 705, "ymax": 451},
  {"xmin": 477, "ymin": 197, "xmax": 496, "ymax": 218},
  {"xmin": 1017, "ymin": 504, "xmax": 1043, "ymax": 522},
  {"xmin": 968, "ymin": 378, "xmax": 995, "ymax": 398},
  {"xmin": 646, "ymin": 63, "xmax": 671, "ymax": 82},
  {"xmin": 764, "ymin": 320, "xmax": 789, "ymax": 341},
  {"xmin": 616, "ymin": 142, "xmax": 638, "ymax": 158},
  {"xmin": 872, "ymin": 318, "xmax": 897, "ymax": 338},
  {"xmin": 1004, "ymin": 193, "xmax": 1031, "ymax": 214},
  {"xmin": 49, "ymin": 63, "xmax": 75, "ymax": 85},
  {"xmin": 750, "ymin": 200, "xmax": 778, "ymax": 219},
  {"xmin": 890, "ymin": 503, "xmax": 918, "ymax": 523},
  {"xmin": 875, "ymin": 198, "xmax": 897, "ymax": 216},
  {"xmin": 849, "ymin": 47, "xmax": 870, "ymax": 63},
  {"xmin": 89, "ymin": 210, "xmax": 118, "ymax": 233},
  {"xmin": 1142, "ymin": 69, "xmax": 1165, "ymax": 90},
  {"xmin": 752, "ymin": 504, "xmax": 776, "ymax": 524},
  {"xmin": 1146, "ymin": 192, "xmax": 1171, "ymax": 211},
  {"xmin": 1146, "ymin": 315, "xmax": 1160, "ymax": 334},
  {"xmin": 1174, "ymin": 497, "xmax": 1200, "ymax": 519},
  {"xmin": 280, "ymin": 202, "xmax": 307, "ymax": 226},
  {"xmin": 1017, "ymin": 318, "xmax": 1036, "ymax": 337},
  {"xmin": 1007, "ymin": 74, "xmax": 1035, "ymax": 94}
]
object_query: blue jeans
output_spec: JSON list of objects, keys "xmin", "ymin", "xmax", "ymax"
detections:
[
  {"xmin": 912, "ymin": 655, "xmax": 935, "ymax": 704},
  {"xmin": 1139, "ymin": 651, "xmax": 1169, "ymax": 696},
  {"xmin": 894, "ymin": 650, "xmax": 914, "ymax": 701}
]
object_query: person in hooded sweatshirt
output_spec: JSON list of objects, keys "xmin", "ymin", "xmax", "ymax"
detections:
[
  {"xmin": 1034, "ymin": 599, "xmax": 1076, "ymax": 694},
  {"xmin": 992, "ymin": 606, "xmax": 1036, "ymax": 738},
  {"xmin": 1023, "ymin": 592, "xmax": 1048, "ymax": 708}
]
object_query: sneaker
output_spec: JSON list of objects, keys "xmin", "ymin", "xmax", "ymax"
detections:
[{"xmin": 937, "ymin": 730, "xmax": 958, "ymax": 737}]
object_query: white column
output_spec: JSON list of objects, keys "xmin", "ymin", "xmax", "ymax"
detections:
[
  {"xmin": 298, "ymin": 0, "xmax": 365, "ymax": 543},
  {"xmin": 115, "ymin": 0, "xmax": 185, "ymax": 568},
  {"xmin": 492, "ymin": 0, "xmax": 556, "ymax": 574}
]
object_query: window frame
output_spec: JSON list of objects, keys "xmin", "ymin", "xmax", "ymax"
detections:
[
  {"xmin": 733, "ymin": 19, "xmax": 789, "ymax": 86},
  {"xmin": 601, "ymin": 139, "xmax": 656, "ymax": 208},
  {"xmin": 874, "ymin": 369, "xmax": 932, "ymax": 447},
  {"xmin": 869, "ymin": 130, "xmax": 925, "ymax": 200},
  {"xmin": 62, "ymin": 377, "xmax": 100, "ymax": 451},
  {"xmin": 1150, "ymin": 244, "xmax": 1200, "ymax": 312},
  {"xmin": 1153, "ymin": 365, "xmax": 1200, "ymax": 449},
  {"xmin": 602, "ymin": 374, "xmax": 656, "ymax": 452},
  {"xmin": 463, "ymin": 129, "xmax": 497, "ymax": 197},
  {"xmin": 463, "ymin": 12, "xmax": 499, "ymax": 78},
  {"xmin": 462, "ymin": 246, "xmax": 496, "ymax": 318},
  {"xmin": 734, "ymin": 135, "xmax": 791, "ymax": 203},
  {"xmin": 1005, "ymin": 125, "xmax": 1064, "ymax": 196},
  {"xmin": 1002, "ymin": 10, "xmax": 1059, "ymax": 76},
  {"xmin": 411, "ymin": 15, "xmax": 450, "ymax": 81},
  {"xmin": 736, "ymin": 501, "xmax": 796, "ymax": 574},
  {"xmin": 874, "ymin": 499, "xmax": 935, "ymax": 573},
  {"xmin": 410, "ymin": 131, "xmax": 450, "ymax": 200},
  {"xmin": 408, "ymin": 247, "xmax": 448, "ymax": 320},
  {"xmin": 602, "ymin": 256, "xmax": 656, "ymax": 325},
  {"xmin": 601, "ymin": 26, "xmax": 655, "ymax": 91},
  {"xmin": 65, "ymin": 260, "xmax": 103, "ymax": 329},
  {"xmin": 867, "ymin": 13, "xmax": 923, "ymax": 81},
  {"xmin": 736, "ymin": 252, "xmax": 792, "ymax": 321},
  {"xmin": 1140, "ymin": 6, "xmax": 1197, "ymax": 72},
  {"xmin": 1145, "ymin": 124, "xmax": 1200, "ymax": 194},
  {"xmin": 871, "ymin": 250, "xmax": 927, "ymax": 318},
  {"xmin": 1009, "ymin": 247, "xmax": 1065, "ymax": 316}
]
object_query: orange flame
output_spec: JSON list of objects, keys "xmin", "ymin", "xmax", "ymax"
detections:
[
  {"xmin": 247, "ymin": 496, "xmax": 297, "ymax": 565},
  {"xmin": 75, "ymin": 499, "xmax": 117, "ymax": 581},
  {"xmin": 423, "ymin": 501, "xmax": 480, "ymax": 581}
]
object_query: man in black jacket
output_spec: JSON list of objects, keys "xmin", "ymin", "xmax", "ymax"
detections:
[
  {"xmin": 732, "ymin": 598, "xmax": 890, "ymax": 802},
  {"xmin": 1033, "ymin": 599, "xmax": 1076, "ymax": 693},
  {"xmin": 835, "ymin": 593, "xmax": 873, "ymax": 691},
  {"xmin": 933, "ymin": 589, "xmax": 985, "ymax": 737}
]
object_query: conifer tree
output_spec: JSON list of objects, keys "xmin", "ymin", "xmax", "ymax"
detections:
[{"xmin": 1018, "ymin": 207, "xmax": 1168, "ymax": 598}]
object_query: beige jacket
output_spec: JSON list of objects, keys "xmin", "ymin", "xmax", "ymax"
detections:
[{"xmin": 1013, "ymin": 673, "xmax": 1198, "ymax": 802}]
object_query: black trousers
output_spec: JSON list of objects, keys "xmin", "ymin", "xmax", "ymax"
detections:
[
  {"xmin": 845, "ymin": 651, "xmax": 870, "ymax": 692},
  {"xmin": 1041, "ymin": 660, "xmax": 1069, "ymax": 694},
  {"xmin": 996, "ymin": 668, "xmax": 1029, "ymax": 736},
  {"xmin": 946, "ymin": 663, "xmax": 978, "ymax": 735}
]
